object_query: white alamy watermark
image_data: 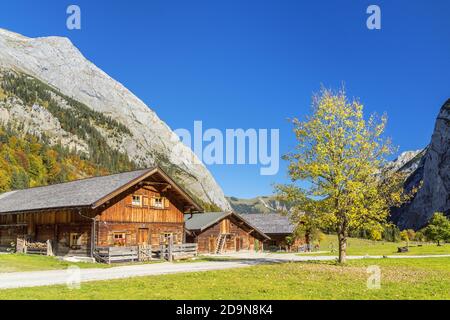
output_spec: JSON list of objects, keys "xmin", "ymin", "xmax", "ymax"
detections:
[
  {"xmin": 67, "ymin": 5, "xmax": 81, "ymax": 30},
  {"xmin": 366, "ymin": 265, "xmax": 381, "ymax": 289},
  {"xmin": 66, "ymin": 265, "xmax": 81, "ymax": 290},
  {"xmin": 366, "ymin": 5, "xmax": 381, "ymax": 30},
  {"xmin": 172, "ymin": 121, "xmax": 280, "ymax": 175}
]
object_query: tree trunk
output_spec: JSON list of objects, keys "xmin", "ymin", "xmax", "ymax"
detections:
[
  {"xmin": 338, "ymin": 232, "xmax": 347, "ymax": 263},
  {"xmin": 305, "ymin": 233, "xmax": 311, "ymax": 252}
]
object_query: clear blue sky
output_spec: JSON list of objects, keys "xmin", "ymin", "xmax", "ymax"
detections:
[{"xmin": 1, "ymin": 0, "xmax": 449, "ymax": 198}]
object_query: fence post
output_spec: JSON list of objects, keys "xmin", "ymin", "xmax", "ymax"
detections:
[
  {"xmin": 46, "ymin": 240, "xmax": 53, "ymax": 256},
  {"xmin": 168, "ymin": 235, "xmax": 173, "ymax": 262},
  {"xmin": 16, "ymin": 237, "xmax": 22, "ymax": 253}
]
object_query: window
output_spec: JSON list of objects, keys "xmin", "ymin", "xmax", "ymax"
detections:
[
  {"xmin": 132, "ymin": 195, "xmax": 142, "ymax": 206},
  {"xmin": 160, "ymin": 233, "xmax": 174, "ymax": 245},
  {"xmin": 150, "ymin": 196, "xmax": 166, "ymax": 209},
  {"xmin": 113, "ymin": 232, "xmax": 126, "ymax": 246},
  {"xmin": 153, "ymin": 197, "xmax": 164, "ymax": 209},
  {"xmin": 69, "ymin": 233, "xmax": 82, "ymax": 249}
]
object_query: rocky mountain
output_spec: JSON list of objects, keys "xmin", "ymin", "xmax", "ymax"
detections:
[
  {"xmin": 0, "ymin": 28, "xmax": 230, "ymax": 211},
  {"xmin": 227, "ymin": 195, "xmax": 291, "ymax": 214},
  {"xmin": 391, "ymin": 99, "xmax": 450, "ymax": 230}
]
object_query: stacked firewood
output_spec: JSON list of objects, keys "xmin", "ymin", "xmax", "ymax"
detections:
[{"xmin": 27, "ymin": 242, "xmax": 47, "ymax": 250}]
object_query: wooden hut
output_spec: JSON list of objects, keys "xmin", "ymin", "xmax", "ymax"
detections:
[
  {"xmin": 0, "ymin": 167, "xmax": 202, "ymax": 259},
  {"xmin": 184, "ymin": 212, "xmax": 269, "ymax": 254}
]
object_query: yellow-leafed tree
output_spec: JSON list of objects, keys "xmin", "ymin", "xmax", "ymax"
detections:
[{"xmin": 277, "ymin": 88, "xmax": 409, "ymax": 263}]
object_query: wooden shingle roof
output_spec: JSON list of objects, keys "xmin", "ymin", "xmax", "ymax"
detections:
[
  {"xmin": 184, "ymin": 212, "xmax": 270, "ymax": 239},
  {"xmin": 0, "ymin": 167, "xmax": 203, "ymax": 214}
]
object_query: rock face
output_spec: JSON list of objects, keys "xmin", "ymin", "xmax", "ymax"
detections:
[
  {"xmin": 0, "ymin": 28, "xmax": 231, "ymax": 210},
  {"xmin": 392, "ymin": 99, "xmax": 450, "ymax": 230}
]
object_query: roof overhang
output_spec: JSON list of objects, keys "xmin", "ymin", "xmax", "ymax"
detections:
[
  {"xmin": 0, "ymin": 167, "xmax": 204, "ymax": 215},
  {"xmin": 232, "ymin": 212, "xmax": 270, "ymax": 240},
  {"xmin": 92, "ymin": 167, "xmax": 203, "ymax": 212},
  {"xmin": 186, "ymin": 211, "xmax": 270, "ymax": 240}
]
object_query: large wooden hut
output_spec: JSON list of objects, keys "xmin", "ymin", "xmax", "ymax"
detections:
[
  {"xmin": 0, "ymin": 167, "xmax": 202, "ymax": 258},
  {"xmin": 242, "ymin": 213, "xmax": 304, "ymax": 251},
  {"xmin": 184, "ymin": 212, "xmax": 269, "ymax": 254}
]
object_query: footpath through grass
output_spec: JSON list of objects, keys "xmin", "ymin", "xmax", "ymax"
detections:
[
  {"xmin": 0, "ymin": 254, "xmax": 107, "ymax": 273},
  {"xmin": 0, "ymin": 257, "xmax": 448, "ymax": 300},
  {"xmin": 0, "ymin": 253, "xmax": 235, "ymax": 273},
  {"xmin": 301, "ymin": 234, "xmax": 450, "ymax": 256},
  {"xmin": 0, "ymin": 254, "xmax": 170, "ymax": 273}
]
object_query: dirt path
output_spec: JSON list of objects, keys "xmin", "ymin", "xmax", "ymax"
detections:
[
  {"xmin": 0, "ymin": 260, "xmax": 260, "ymax": 289},
  {"xmin": 1, "ymin": 254, "xmax": 449, "ymax": 289}
]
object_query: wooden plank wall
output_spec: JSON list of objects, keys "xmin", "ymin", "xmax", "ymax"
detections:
[
  {"xmin": 192, "ymin": 217, "xmax": 263, "ymax": 253},
  {"xmin": 98, "ymin": 186, "xmax": 185, "ymax": 223},
  {"xmin": 0, "ymin": 183, "xmax": 188, "ymax": 253},
  {"xmin": 96, "ymin": 222, "xmax": 184, "ymax": 247}
]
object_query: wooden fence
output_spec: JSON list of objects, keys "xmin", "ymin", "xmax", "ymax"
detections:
[
  {"xmin": 93, "ymin": 243, "xmax": 198, "ymax": 263},
  {"xmin": 160, "ymin": 243, "xmax": 198, "ymax": 261},
  {"xmin": 93, "ymin": 245, "xmax": 157, "ymax": 264}
]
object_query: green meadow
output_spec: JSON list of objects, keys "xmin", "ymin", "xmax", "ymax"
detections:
[{"xmin": 0, "ymin": 257, "xmax": 448, "ymax": 300}]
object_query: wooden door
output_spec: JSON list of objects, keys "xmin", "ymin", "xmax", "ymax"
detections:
[
  {"xmin": 220, "ymin": 219, "xmax": 230, "ymax": 234},
  {"xmin": 235, "ymin": 237, "xmax": 240, "ymax": 252},
  {"xmin": 138, "ymin": 228, "xmax": 149, "ymax": 245},
  {"xmin": 209, "ymin": 236, "xmax": 216, "ymax": 253},
  {"xmin": 69, "ymin": 233, "xmax": 82, "ymax": 249}
]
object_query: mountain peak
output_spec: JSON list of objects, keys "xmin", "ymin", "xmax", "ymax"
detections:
[{"xmin": 0, "ymin": 28, "xmax": 231, "ymax": 211}]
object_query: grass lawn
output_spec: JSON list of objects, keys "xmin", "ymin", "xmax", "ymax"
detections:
[
  {"xmin": 0, "ymin": 253, "xmax": 235, "ymax": 273},
  {"xmin": 302, "ymin": 234, "xmax": 450, "ymax": 256},
  {"xmin": 0, "ymin": 254, "xmax": 170, "ymax": 273},
  {"xmin": 0, "ymin": 257, "xmax": 449, "ymax": 300},
  {"xmin": 0, "ymin": 254, "xmax": 107, "ymax": 273}
]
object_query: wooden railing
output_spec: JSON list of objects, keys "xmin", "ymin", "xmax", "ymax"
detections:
[
  {"xmin": 160, "ymin": 243, "xmax": 198, "ymax": 261},
  {"xmin": 16, "ymin": 238, "xmax": 53, "ymax": 256},
  {"xmin": 94, "ymin": 243, "xmax": 198, "ymax": 263},
  {"xmin": 93, "ymin": 245, "xmax": 157, "ymax": 264}
]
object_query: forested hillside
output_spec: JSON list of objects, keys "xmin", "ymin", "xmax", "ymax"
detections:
[
  {"xmin": 0, "ymin": 70, "xmax": 137, "ymax": 192},
  {"xmin": 0, "ymin": 124, "xmax": 132, "ymax": 192}
]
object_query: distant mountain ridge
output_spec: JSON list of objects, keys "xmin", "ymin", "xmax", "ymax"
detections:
[
  {"xmin": 227, "ymin": 195, "xmax": 291, "ymax": 214},
  {"xmin": 391, "ymin": 99, "xmax": 450, "ymax": 230},
  {"xmin": 0, "ymin": 28, "xmax": 230, "ymax": 211},
  {"xmin": 386, "ymin": 149, "xmax": 425, "ymax": 176}
]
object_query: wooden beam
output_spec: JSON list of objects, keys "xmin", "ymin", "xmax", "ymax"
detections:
[
  {"xmin": 142, "ymin": 186, "xmax": 158, "ymax": 192},
  {"xmin": 0, "ymin": 223, "xmax": 27, "ymax": 227},
  {"xmin": 142, "ymin": 182, "xmax": 170, "ymax": 187}
]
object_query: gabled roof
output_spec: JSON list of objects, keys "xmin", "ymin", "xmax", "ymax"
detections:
[
  {"xmin": 184, "ymin": 212, "xmax": 229, "ymax": 231},
  {"xmin": 241, "ymin": 213, "xmax": 295, "ymax": 234},
  {"xmin": 184, "ymin": 211, "xmax": 270, "ymax": 240},
  {"xmin": 0, "ymin": 167, "xmax": 203, "ymax": 214}
]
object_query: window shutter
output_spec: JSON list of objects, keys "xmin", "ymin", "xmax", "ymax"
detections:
[
  {"xmin": 164, "ymin": 197, "xmax": 170, "ymax": 208},
  {"xmin": 143, "ymin": 197, "xmax": 149, "ymax": 206},
  {"xmin": 150, "ymin": 197, "xmax": 156, "ymax": 207},
  {"xmin": 126, "ymin": 195, "xmax": 132, "ymax": 205}
]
